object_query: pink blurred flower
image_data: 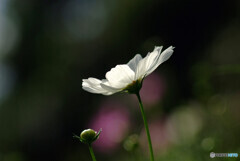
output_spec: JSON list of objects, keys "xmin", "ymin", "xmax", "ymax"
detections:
[
  {"xmin": 130, "ymin": 73, "xmax": 166, "ymax": 107},
  {"xmin": 88, "ymin": 101, "xmax": 130, "ymax": 153},
  {"xmin": 140, "ymin": 73, "xmax": 166, "ymax": 105}
]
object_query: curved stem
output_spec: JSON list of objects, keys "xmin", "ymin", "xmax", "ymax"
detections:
[
  {"xmin": 136, "ymin": 92, "xmax": 154, "ymax": 161},
  {"xmin": 88, "ymin": 144, "xmax": 97, "ymax": 161}
]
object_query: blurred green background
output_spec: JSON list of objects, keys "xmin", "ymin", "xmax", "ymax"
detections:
[{"xmin": 0, "ymin": 0, "xmax": 240, "ymax": 161}]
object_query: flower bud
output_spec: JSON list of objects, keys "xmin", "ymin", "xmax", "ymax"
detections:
[
  {"xmin": 74, "ymin": 129, "xmax": 101, "ymax": 145},
  {"xmin": 81, "ymin": 129, "xmax": 96, "ymax": 142}
]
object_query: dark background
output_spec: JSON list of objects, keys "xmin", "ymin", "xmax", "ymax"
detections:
[{"xmin": 0, "ymin": 0, "xmax": 239, "ymax": 161}]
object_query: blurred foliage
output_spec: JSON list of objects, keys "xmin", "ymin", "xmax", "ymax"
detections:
[{"xmin": 0, "ymin": 0, "xmax": 240, "ymax": 161}]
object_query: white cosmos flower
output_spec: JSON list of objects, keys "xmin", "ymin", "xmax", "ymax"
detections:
[{"xmin": 82, "ymin": 46, "xmax": 174, "ymax": 95}]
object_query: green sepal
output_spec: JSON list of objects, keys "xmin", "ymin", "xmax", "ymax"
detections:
[{"xmin": 92, "ymin": 128, "xmax": 102, "ymax": 142}]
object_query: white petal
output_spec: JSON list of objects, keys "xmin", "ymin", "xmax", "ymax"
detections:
[
  {"xmin": 105, "ymin": 65, "xmax": 135, "ymax": 88},
  {"xmin": 145, "ymin": 46, "xmax": 174, "ymax": 76},
  {"xmin": 135, "ymin": 46, "xmax": 163, "ymax": 79},
  {"xmin": 153, "ymin": 46, "xmax": 163, "ymax": 53},
  {"xmin": 88, "ymin": 77, "xmax": 102, "ymax": 84},
  {"xmin": 83, "ymin": 86, "xmax": 113, "ymax": 95},
  {"xmin": 127, "ymin": 54, "xmax": 142, "ymax": 72},
  {"xmin": 82, "ymin": 78, "xmax": 113, "ymax": 95},
  {"xmin": 82, "ymin": 78, "xmax": 101, "ymax": 89},
  {"xmin": 83, "ymin": 86, "xmax": 103, "ymax": 94},
  {"xmin": 100, "ymin": 82, "xmax": 121, "ymax": 94}
]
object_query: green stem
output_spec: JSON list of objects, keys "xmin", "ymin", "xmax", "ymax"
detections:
[
  {"xmin": 136, "ymin": 92, "xmax": 155, "ymax": 161},
  {"xmin": 88, "ymin": 144, "xmax": 97, "ymax": 161}
]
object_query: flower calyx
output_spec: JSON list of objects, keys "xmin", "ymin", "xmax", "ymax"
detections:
[{"xmin": 123, "ymin": 79, "xmax": 143, "ymax": 94}]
